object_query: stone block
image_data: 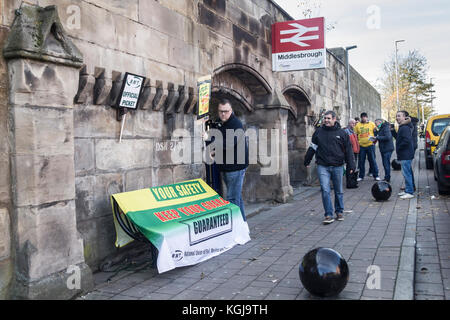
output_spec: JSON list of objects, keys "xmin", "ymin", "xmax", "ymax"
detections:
[
  {"xmin": 139, "ymin": 0, "xmax": 187, "ymax": 41},
  {"xmin": 95, "ymin": 139, "xmax": 153, "ymax": 171},
  {"xmin": 11, "ymin": 261, "xmax": 93, "ymax": 300},
  {"xmin": 15, "ymin": 200, "xmax": 84, "ymax": 281},
  {"xmin": 154, "ymin": 139, "xmax": 180, "ymax": 167},
  {"xmin": 132, "ymin": 109, "xmax": 164, "ymax": 139},
  {"xmin": 125, "ymin": 168, "xmax": 152, "ymax": 192},
  {"xmin": 74, "ymin": 104, "xmax": 126, "ymax": 139},
  {"xmin": 76, "ymin": 173, "xmax": 122, "ymax": 222},
  {"xmin": 75, "ymin": 175, "xmax": 95, "ymax": 222},
  {"xmin": 152, "ymin": 81, "xmax": 168, "ymax": 111},
  {"xmin": 74, "ymin": 71, "xmax": 95, "ymax": 105},
  {"xmin": 0, "ymin": 156, "xmax": 10, "ymax": 204},
  {"xmin": 173, "ymin": 164, "xmax": 203, "ymax": 183},
  {"xmin": 77, "ymin": 215, "xmax": 116, "ymax": 271},
  {"xmin": 13, "ymin": 154, "xmax": 76, "ymax": 207},
  {"xmin": 93, "ymin": 70, "xmax": 112, "ymax": 105},
  {"xmin": 12, "ymin": 105, "xmax": 74, "ymax": 156},
  {"xmin": 137, "ymin": 79, "xmax": 156, "ymax": 110},
  {"xmin": 0, "ymin": 258, "xmax": 13, "ymax": 299},
  {"xmin": 2, "ymin": 0, "xmax": 38, "ymax": 27},
  {"xmin": 84, "ymin": 0, "xmax": 139, "ymax": 21},
  {"xmin": 153, "ymin": 167, "xmax": 173, "ymax": 186},
  {"xmin": 114, "ymin": 13, "xmax": 170, "ymax": 64},
  {"xmin": 198, "ymin": 3, "xmax": 233, "ymax": 39},
  {"xmin": 74, "ymin": 138, "xmax": 95, "ymax": 175},
  {"xmin": 7, "ymin": 59, "xmax": 80, "ymax": 107},
  {"xmin": 0, "ymin": 208, "xmax": 10, "ymax": 261},
  {"xmin": 156, "ymin": 0, "xmax": 189, "ymax": 16},
  {"xmin": 169, "ymin": 37, "xmax": 199, "ymax": 72}
]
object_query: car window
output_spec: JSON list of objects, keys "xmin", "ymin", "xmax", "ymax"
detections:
[
  {"xmin": 432, "ymin": 118, "xmax": 450, "ymax": 136},
  {"xmin": 439, "ymin": 127, "xmax": 450, "ymax": 149}
]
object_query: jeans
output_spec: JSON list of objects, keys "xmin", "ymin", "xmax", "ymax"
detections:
[
  {"xmin": 359, "ymin": 145, "xmax": 379, "ymax": 179},
  {"xmin": 317, "ymin": 165, "xmax": 344, "ymax": 218},
  {"xmin": 400, "ymin": 159, "xmax": 414, "ymax": 194},
  {"xmin": 222, "ymin": 169, "xmax": 247, "ymax": 221},
  {"xmin": 381, "ymin": 151, "xmax": 393, "ymax": 181}
]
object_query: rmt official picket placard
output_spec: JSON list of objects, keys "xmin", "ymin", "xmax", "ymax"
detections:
[
  {"xmin": 272, "ymin": 17, "xmax": 326, "ymax": 72},
  {"xmin": 117, "ymin": 72, "xmax": 145, "ymax": 109}
]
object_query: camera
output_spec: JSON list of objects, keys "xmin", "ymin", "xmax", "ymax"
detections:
[{"xmin": 205, "ymin": 119, "xmax": 222, "ymax": 130}]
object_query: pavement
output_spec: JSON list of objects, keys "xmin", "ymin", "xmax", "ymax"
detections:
[{"xmin": 78, "ymin": 140, "xmax": 450, "ymax": 300}]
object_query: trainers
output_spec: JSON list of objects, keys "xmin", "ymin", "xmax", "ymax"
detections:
[
  {"xmin": 398, "ymin": 191, "xmax": 406, "ymax": 196},
  {"xmin": 357, "ymin": 178, "xmax": 363, "ymax": 182},
  {"xmin": 336, "ymin": 214, "xmax": 344, "ymax": 221},
  {"xmin": 323, "ymin": 216, "xmax": 334, "ymax": 224},
  {"xmin": 375, "ymin": 177, "xmax": 381, "ymax": 181},
  {"xmin": 368, "ymin": 173, "xmax": 373, "ymax": 177},
  {"xmin": 400, "ymin": 193, "xmax": 414, "ymax": 199}
]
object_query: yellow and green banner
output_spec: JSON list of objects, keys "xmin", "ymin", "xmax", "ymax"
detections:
[{"xmin": 111, "ymin": 179, "xmax": 250, "ymax": 273}]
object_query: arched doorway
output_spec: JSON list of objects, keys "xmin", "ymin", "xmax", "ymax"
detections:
[
  {"xmin": 283, "ymin": 85, "xmax": 312, "ymax": 187},
  {"xmin": 210, "ymin": 63, "xmax": 278, "ymax": 203}
]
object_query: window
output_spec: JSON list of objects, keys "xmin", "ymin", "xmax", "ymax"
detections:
[{"xmin": 431, "ymin": 118, "xmax": 450, "ymax": 136}]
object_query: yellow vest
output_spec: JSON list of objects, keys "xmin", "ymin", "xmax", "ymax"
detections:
[{"xmin": 355, "ymin": 122, "xmax": 376, "ymax": 147}]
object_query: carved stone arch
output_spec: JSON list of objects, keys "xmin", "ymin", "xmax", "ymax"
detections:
[
  {"xmin": 213, "ymin": 63, "xmax": 272, "ymax": 96},
  {"xmin": 282, "ymin": 84, "xmax": 312, "ymax": 187},
  {"xmin": 282, "ymin": 85, "xmax": 312, "ymax": 120},
  {"xmin": 211, "ymin": 63, "xmax": 272, "ymax": 121}
]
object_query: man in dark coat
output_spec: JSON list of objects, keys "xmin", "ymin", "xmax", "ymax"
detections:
[
  {"xmin": 304, "ymin": 110, "xmax": 355, "ymax": 224},
  {"xmin": 374, "ymin": 119, "xmax": 395, "ymax": 182},
  {"xmin": 214, "ymin": 99, "xmax": 249, "ymax": 221},
  {"xmin": 395, "ymin": 111, "xmax": 415, "ymax": 199}
]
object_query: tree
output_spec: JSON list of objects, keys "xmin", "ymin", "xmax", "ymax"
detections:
[
  {"xmin": 379, "ymin": 49, "xmax": 435, "ymax": 124},
  {"xmin": 298, "ymin": 0, "xmax": 337, "ymax": 31}
]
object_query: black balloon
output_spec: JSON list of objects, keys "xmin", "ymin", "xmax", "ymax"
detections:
[
  {"xmin": 371, "ymin": 181, "xmax": 392, "ymax": 201},
  {"xmin": 299, "ymin": 248, "xmax": 349, "ymax": 297},
  {"xmin": 391, "ymin": 159, "xmax": 401, "ymax": 170}
]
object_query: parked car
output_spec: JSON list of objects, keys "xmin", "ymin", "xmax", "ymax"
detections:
[
  {"xmin": 425, "ymin": 113, "xmax": 450, "ymax": 169},
  {"xmin": 433, "ymin": 125, "xmax": 450, "ymax": 194}
]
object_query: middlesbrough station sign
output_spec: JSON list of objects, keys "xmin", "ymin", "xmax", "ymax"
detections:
[{"xmin": 271, "ymin": 17, "xmax": 326, "ymax": 72}]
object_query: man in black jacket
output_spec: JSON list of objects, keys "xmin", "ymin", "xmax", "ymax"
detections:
[
  {"xmin": 395, "ymin": 111, "xmax": 415, "ymax": 199},
  {"xmin": 304, "ymin": 110, "xmax": 355, "ymax": 224},
  {"xmin": 374, "ymin": 119, "xmax": 394, "ymax": 182},
  {"xmin": 214, "ymin": 99, "xmax": 249, "ymax": 221}
]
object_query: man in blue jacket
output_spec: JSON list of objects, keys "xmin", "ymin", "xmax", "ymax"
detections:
[
  {"xmin": 304, "ymin": 110, "xmax": 355, "ymax": 224},
  {"xmin": 374, "ymin": 119, "xmax": 394, "ymax": 182},
  {"xmin": 395, "ymin": 111, "xmax": 415, "ymax": 199}
]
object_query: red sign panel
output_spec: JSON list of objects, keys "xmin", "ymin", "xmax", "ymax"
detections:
[
  {"xmin": 271, "ymin": 17, "xmax": 326, "ymax": 71},
  {"xmin": 272, "ymin": 17, "xmax": 325, "ymax": 53}
]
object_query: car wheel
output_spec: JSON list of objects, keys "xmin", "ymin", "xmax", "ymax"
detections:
[
  {"xmin": 426, "ymin": 157, "xmax": 433, "ymax": 169},
  {"xmin": 437, "ymin": 181, "xmax": 450, "ymax": 195}
]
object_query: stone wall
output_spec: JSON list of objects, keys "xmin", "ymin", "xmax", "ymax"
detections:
[
  {"xmin": 1, "ymin": 0, "xmax": 381, "ymax": 298},
  {"xmin": 328, "ymin": 47, "xmax": 381, "ymax": 122},
  {"xmin": 0, "ymin": 2, "xmax": 13, "ymax": 299}
]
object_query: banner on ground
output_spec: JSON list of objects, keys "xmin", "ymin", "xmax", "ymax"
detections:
[{"xmin": 111, "ymin": 179, "xmax": 250, "ymax": 273}]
